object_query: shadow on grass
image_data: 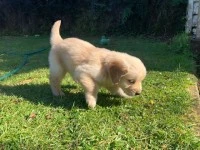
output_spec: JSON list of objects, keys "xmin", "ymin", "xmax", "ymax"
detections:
[{"xmin": 0, "ymin": 84, "xmax": 122, "ymax": 109}]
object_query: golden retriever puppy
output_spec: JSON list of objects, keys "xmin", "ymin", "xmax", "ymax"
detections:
[{"xmin": 49, "ymin": 20, "xmax": 146, "ymax": 108}]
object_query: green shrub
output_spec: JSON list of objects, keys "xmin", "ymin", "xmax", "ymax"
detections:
[{"xmin": 168, "ymin": 33, "xmax": 191, "ymax": 55}]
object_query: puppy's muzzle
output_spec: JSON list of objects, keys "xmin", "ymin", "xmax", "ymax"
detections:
[{"xmin": 125, "ymin": 89, "xmax": 141, "ymax": 96}]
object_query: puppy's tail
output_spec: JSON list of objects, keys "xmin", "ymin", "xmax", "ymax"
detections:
[{"xmin": 50, "ymin": 20, "xmax": 63, "ymax": 45}]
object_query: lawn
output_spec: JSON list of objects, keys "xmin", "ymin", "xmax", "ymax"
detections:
[{"xmin": 0, "ymin": 35, "xmax": 200, "ymax": 149}]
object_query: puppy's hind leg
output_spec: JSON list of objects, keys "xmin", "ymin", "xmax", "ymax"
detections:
[
  {"xmin": 78, "ymin": 75, "xmax": 99, "ymax": 108},
  {"xmin": 50, "ymin": 69, "xmax": 66, "ymax": 96},
  {"xmin": 49, "ymin": 58, "xmax": 66, "ymax": 96}
]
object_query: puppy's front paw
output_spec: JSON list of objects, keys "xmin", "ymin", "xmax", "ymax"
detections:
[
  {"xmin": 122, "ymin": 95, "xmax": 133, "ymax": 98},
  {"xmin": 87, "ymin": 100, "xmax": 96, "ymax": 109},
  {"xmin": 112, "ymin": 87, "xmax": 132, "ymax": 98},
  {"xmin": 53, "ymin": 91, "xmax": 65, "ymax": 96}
]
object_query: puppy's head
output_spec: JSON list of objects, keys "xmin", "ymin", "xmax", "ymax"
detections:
[{"xmin": 108, "ymin": 56, "xmax": 146, "ymax": 96}]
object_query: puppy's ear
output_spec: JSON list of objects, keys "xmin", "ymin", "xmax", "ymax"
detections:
[{"xmin": 109, "ymin": 60, "xmax": 128, "ymax": 84}]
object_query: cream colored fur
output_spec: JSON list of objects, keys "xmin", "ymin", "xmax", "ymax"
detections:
[{"xmin": 49, "ymin": 20, "xmax": 146, "ymax": 108}]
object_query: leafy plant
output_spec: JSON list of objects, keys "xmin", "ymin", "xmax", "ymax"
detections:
[{"xmin": 168, "ymin": 33, "xmax": 191, "ymax": 55}]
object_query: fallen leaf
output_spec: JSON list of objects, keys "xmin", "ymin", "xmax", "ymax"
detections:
[
  {"xmin": 150, "ymin": 100, "xmax": 155, "ymax": 105},
  {"xmin": 29, "ymin": 113, "xmax": 36, "ymax": 119}
]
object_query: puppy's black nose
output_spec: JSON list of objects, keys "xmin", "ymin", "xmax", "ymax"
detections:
[{"xmin": 135, "ymin": 92, "xmax": 141, "ymax": 96}]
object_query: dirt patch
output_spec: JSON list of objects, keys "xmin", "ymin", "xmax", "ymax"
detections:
[
  {"xmin": 189, "ymin": 84, "xmax": 200, "ymax": 103},
  {"xmin": 187, "ymin": 83, "xmax": 200, "ymax": 137}
]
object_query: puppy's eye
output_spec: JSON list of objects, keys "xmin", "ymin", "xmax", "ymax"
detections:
[{"xmin": 128, "ymin": 79, "xmax": 135, "ymax": 84}]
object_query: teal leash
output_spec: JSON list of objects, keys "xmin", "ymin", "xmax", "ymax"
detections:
[{"xmin": 0, "ymin": 47, "xmax": 49, "ymax": 81}]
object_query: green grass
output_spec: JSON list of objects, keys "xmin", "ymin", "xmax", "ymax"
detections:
[{"xmin": 0, "ymin": 35, "xmax": 200, "ymax": 149}]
